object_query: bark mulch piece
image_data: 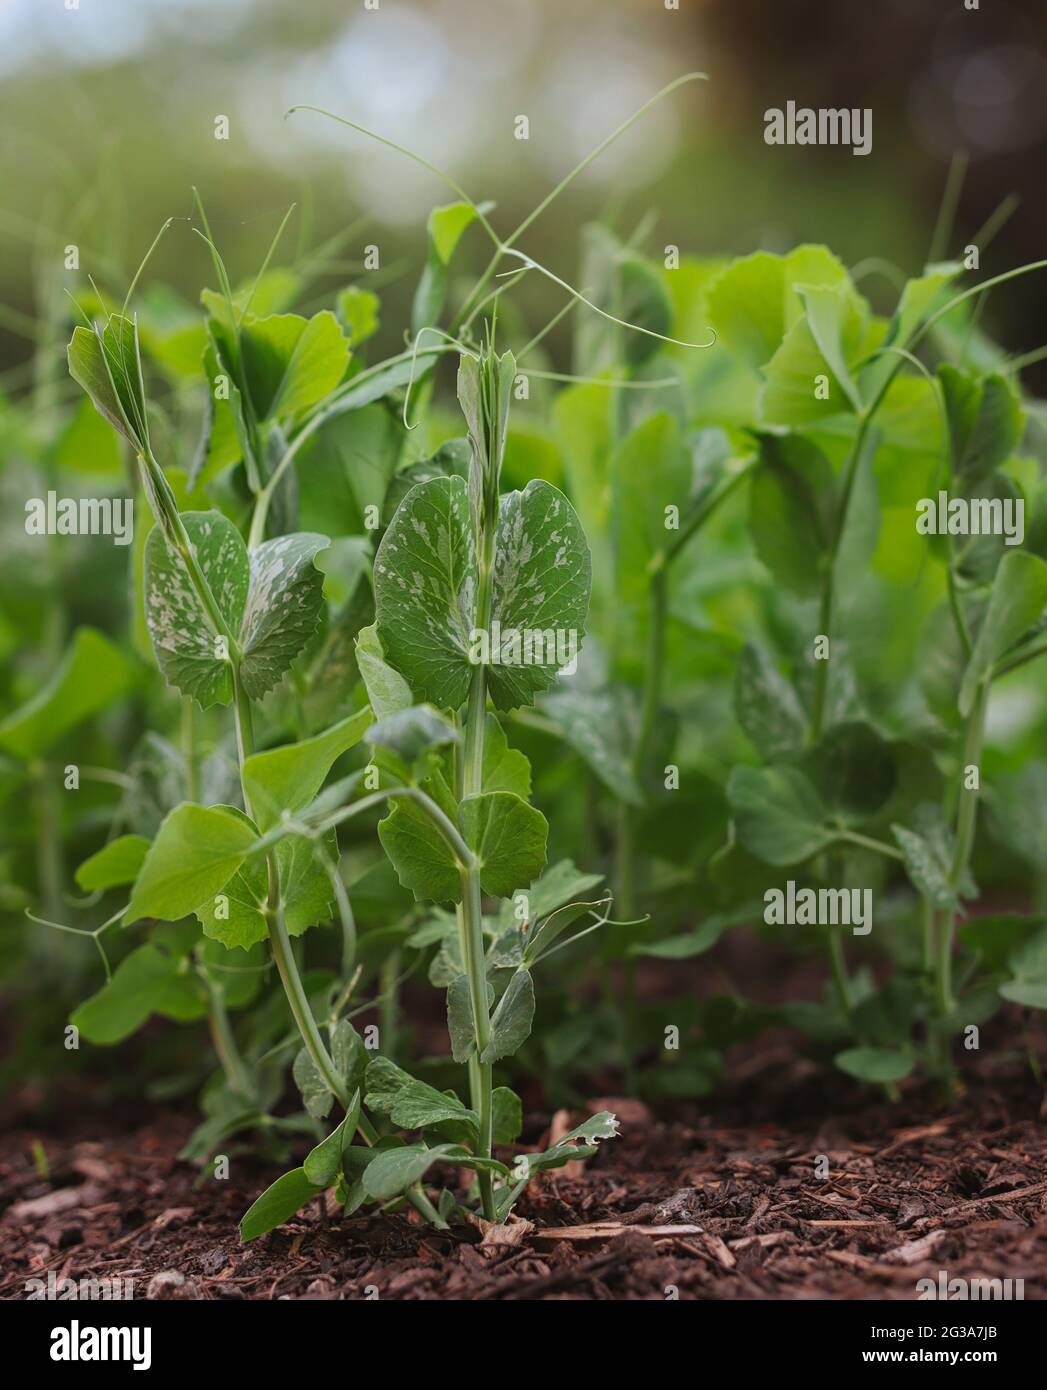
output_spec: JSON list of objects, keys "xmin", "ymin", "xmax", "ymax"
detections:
[{"xmin": 2, "ymin": 1053, "xmax": 1045, "ymax": 1300}]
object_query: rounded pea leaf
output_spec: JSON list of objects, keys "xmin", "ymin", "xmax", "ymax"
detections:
[
  {"xmin": 374, "ymin": 475, "xmax": 591, "ymax": 712},
  {"xmin": 480, "ymin": 968, "xmax": 535, "ymax": 1065},
  {"xmin": 126, "ymin": 802, "xmax": 258, "ymax": 924},
  {"xmin": 145, "ymin": 511, "xmax": 248, "ymax": 708},
  {"xmin": 239, "ymin": 533, "xmax": 330, "ymax": 700},
  {"xmin": 461, "ymin": 791, "xmax": 548, "ymax": 899},
  {"xmin": 71, "ymin": 943, "xmax": 206, "ymax": 1044},
  {"xmin": 75, "ymin": 834, "xmax": 150, "ymax": 892},
  {"xmin": 834, "ymin": 1047, "xmax": 914, "ymax": 1085},
  {"xmin": 727, "ymin": 765, "xmax": 835, "ymax": 866}
]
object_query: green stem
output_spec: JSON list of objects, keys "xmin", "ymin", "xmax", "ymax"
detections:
[
  {"xmin": 181, "ymin": 698, "xmax": 199, "ymax": 803},
  {"xmin": 379, "ymin": 950, "xmax": 400, "ymax": 1064},
  {"xmin": 205, "ymin": 975, "xmax": 253, "ymax": 1099},
  {"xmin": 936, "ymin": 678, "xmax": 989, "ymax": 1023}
]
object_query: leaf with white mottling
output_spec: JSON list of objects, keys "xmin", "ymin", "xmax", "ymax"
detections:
[
  {"xmin": 239, "ymin": 532, "xmax": 330, "ymax": 699},
  {"xmin": 144, "ymin": 511, "xmax": 248, "ymax": 708},
  {"xmin": 374, "ymin": 476, "xmax": 591, "ymax": 712},
  {"xmin": 374, "ymin": 476, "xmax": 477, "ymax": 709}
]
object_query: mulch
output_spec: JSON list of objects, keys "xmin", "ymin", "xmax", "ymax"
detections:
[{"xmin": 2, "ymin": 1038, "xmax": 1045, "ymax": 1300}]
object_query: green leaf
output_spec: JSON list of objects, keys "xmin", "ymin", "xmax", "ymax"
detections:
[
  {"xmin": 374, "ymin": 475, "xmax": 591, "ymax": 712},
  {"xmin": 378, "ymin": 769, "xmax": 461, "ymax": 903},
  {"xmin": 446, "ymin": 974, "xmax": 476, "ymax": 1064},
  {"xmin": 75, "ymin": 835, "xmax": 151, "ymax": 892},
  {"xmin": 892, "ymin": 811, "xmax": 962, "ymax": 911},
  {"xmin": 356, "ymin": 623, "xmax": 414, "ymax": 721},
  {"xmin": 733, "ymin": 643, "xmax": 807, "ymax": 760},
  {"xmin": 71, "ymin": 943, "xmax": 205, "ymax": 1044},
  {"xmin": 834, "ymin": 1047, "xmax": 914, "ymax": 1084},
  {"xmin": 480, "ymin": 968, "xmax": 535, "ymax": 1064},
  {"xmin": 67, "ymin": 316, "xmax": 148, "ymax": 449},
  {"xmin": 960, "ymin": 550, "xmax": 1047, "ymax": 715},
  {"xmin": 412, "ymin": 201, "xmax": 487, "ymax": 334},
  {"xmin": 239, "ymin": 532, "xmax": 330, "ymax": 699},
  {"xmin": 748, "ymin": 434, "xmax": 836, "ymax": 596},
  {"xmin": 460, "ymin": 791, "xmax": 548, "ymax": 899},
  {"xmin": 239, "ymin": 1166, "xmax": 322, "ymax": 1241},
  {"xmin": 364, "ymin": 705, "xmax": 460, "ymax": 778},
  {"xmin": 497, "ymin": 858, "xmax": 605, "ymax": 929},
  {"xmin": 481, "ymin": 715, "xmax": 531, "ymax": 797},
  {"xmin": 523, "ymin": 898, "xmax": 608, "ymax": 967},
  {"xmin": 144, "ymin": 511, "xmax": 248, "ymax": 708},
  {"xmin": 240, "ymin": 310, "xmax": 350, "ymax": 421},
  {"xmin": 706, "ymin": 245, "xmax": 851, "ymax": 373},
  {"xmin": 796, "ymin": 284, "xmax": 863, "ymax": 410},
  {"xmin": 243, "ymin": 707, "xmax": 373, "ymax": 831},
  {"xmin": 542, "ymin": 688, "xmax": 644, "ymax": 806},
  {"xmin": 0, "ymin": 627, "xmax": 135, "ymax": 757},
  {"xmin": 126, "ymin": 802, "xmax": 258, "ymax": 923},
  {"xmin": 364, "ymin": 1056, "xmax": 479, "ymax": 1135},
  {"xmin": 293, "ymin": 1047, "xmax": 334, "ymax": 1121},
  {"xmin": 336, "ymin": 286, "xmax": 380, "ymax": 347},
  {"xmin": 491, "ymin": 1087, "xmax": 523, "ymax": 1145},
  {"xmin": 331, "ymin": 1018, "xmax": 368, "ymax": 1094},
  {"xmin": 727, "ymin": 765, "xmax": 835, "ymax": 866},
  {"xmin": 999, "ymin": 980, "xmax": 1047, "ymax": 1010},
  {"xmin": 938, "ymin": 365, "xmax": 1023, "ymax": 491},
  {"xmin": 303, "ymin": 1091, "xmax": 361, "ymax": 1186},
  {"xmin": 513, "ymin": 1111, "xmax": 620, "ymax": 1178},
  {"xmin": 630, "ymin": 912, "xmax": 737, "ymax": 960},
  {"xmin": 195, "ymin": 830, "xmax": 335, "ymax": 950}
]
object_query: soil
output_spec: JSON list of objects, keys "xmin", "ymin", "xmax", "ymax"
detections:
[{"xmin": 3, "ymin": 1035, "xmax": 1046, "ymax": 1301}]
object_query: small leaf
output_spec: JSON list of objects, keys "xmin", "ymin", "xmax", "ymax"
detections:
[
  {"xmin": 364, "ymin": 705, "xmax": 460, "ymax": 777},
  {"xmin": 293, "ymin": 1048, "xmax": 334, "ymax": 1121},
  {"xmin": 0, "ymin": 628, "xmax": 135, "ymax": 758},
  {"xmin": 523, "ymin": 898, "xmax": 607, "ymax": 966},
  {"xmin": 303, "ymin": 1091, "xmax": 361, "ymax": 1186},
  {"xmin": 960, "ymin": 550, "xmax": 1047, "ymax": 715},
  {"xmin": 239, "ymin": 1167, "xmax": 322, "ymax": 1241},
  {"xmin": 243, "ymin": 707, "xmax": 373, "ymax": 831},
  {"xmin": 374, "ymin": 476, "xmax": 591, "ymax": 712},
  {"xmin": 75, "ymin": 835, "xmax": 151, "ymax": 892},
  {"xmin": 355, "ymin": 624, "xmax": 414, "ymax": 721},
  {"xmin": 733, "ymin": 643, "xmax": 807, "ymax": 760},
  {"xmin": 240, "ymin": 310, "xmax": 350, "ymax": 421},
  {"xmin": 364, "ymin": 1056, "xmax": 478, "ymax": 1135},
  {"xmin": 480, "ymin": 968, "xmax": 535, "ymax": 1064},
  {"xmin": 446, "ymin": 974, "xmax": 477, "ymax": 1064},
  {"xmin": 491, "ymin": 1087, "xmax": 523, "ymax": 1145},
  {"xmin": 892, "ymin": 813, "xmax": 961, "ymax": 911},
  {"xmin": 460, "ymin": 791, "xmax": 548, "ymax": 899},
  {"xmin": 834, "ymin": 1047, "xmax": 914, "ymax": 1084},
  {"xmin": 126, "ymin": 803, "xmax": 258, "ymax": 923},
  {"xmin": 71, "ymin": 943, "xmax": 205, "ymax": 1044},
  {"xmin": 727, "ymin": 765, "xmax": 835, "ymax": 866}
]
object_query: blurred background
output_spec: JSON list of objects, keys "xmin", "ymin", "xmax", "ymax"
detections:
[
  {"xmin": 2, "ymin": 0, "xmax": 1046, "ymax": 395},
  {"xmin": 1, "ymin": 0, "xmax": 1046, "ymax": 1118}
]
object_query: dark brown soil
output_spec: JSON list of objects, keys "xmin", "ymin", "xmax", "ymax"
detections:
[{"xmin": 3, "ymin": 1040, "xmax": 1046, "ymax": 1301}]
